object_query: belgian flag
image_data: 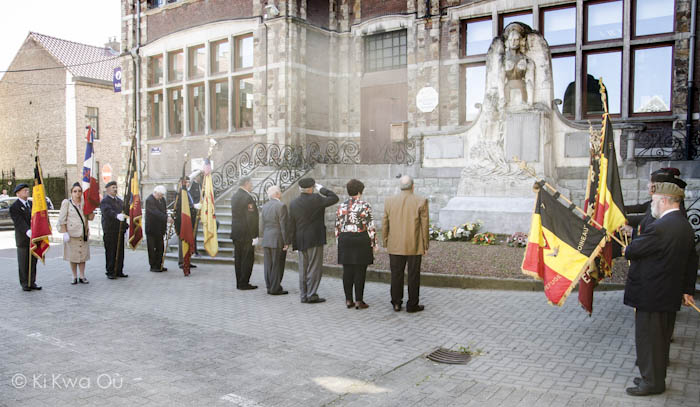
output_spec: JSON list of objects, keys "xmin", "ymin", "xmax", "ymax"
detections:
[
  {"xmin": 175, "ymin": 167, "xmax": 194, "ymax": 276},
  {"xmin": 593, "ymin": 112, "xmax": 626, "ymax": 235},
  {"xmin": 126, "ymin": 145, "xmax": 143, "ymax": 249},
  {"xmin": 522, "ymin": 186, "xmax": 607, "ymax": 306},
  {"xmin": 30, "ymin": 156, "xmax": 51, "ymax": 263}
]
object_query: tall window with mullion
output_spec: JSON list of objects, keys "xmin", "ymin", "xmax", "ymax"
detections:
[
  {"xmin": 85, "ymin": 107, "xmax": 99, "ymax": 139},
  {"xmin": 188, "ymin": 83, "xmax": 205, "ymax": 134},
  {"xmin": 364, "ymin": 30, "xmax": 407, "ymax": 73},
  {"xmin": 210, "ymin": 80, "xmax": 228, "ymax": 132}
]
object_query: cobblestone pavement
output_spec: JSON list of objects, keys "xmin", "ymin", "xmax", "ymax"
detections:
[{"xmin": 0, "ymin": 231, "xmax": 698, "ymax": 407}]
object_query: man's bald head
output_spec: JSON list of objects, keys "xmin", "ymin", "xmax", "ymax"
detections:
[{"xmin": 399, "ymin": 175, "xmax": 414, "ymax": 191}]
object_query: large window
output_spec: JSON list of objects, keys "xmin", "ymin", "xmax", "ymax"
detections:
[
  {"xmin": 552, "ymin": 55, "xmax": 576, "ymax": 116},
  {"xmin": 465, "ymin": 65, "xmax": 486, "ymax": 122},
  {"xmin": 188, "ymin": 83, "xmax": 205, "ymax": 134},
  {"xmin": 584, "ymin": 50, "xmax": 622, "ymax": 115},
  {"xmin": 542, "ymin": 6, "xmax": 576, "ymax": 46},
  {"xmin": 148, "ymin": 55, "xmax": 163, "ymax": 86},
  {"xmin": 211, "ymin": 39, "xmax": 230, "ymax": 74},
  {"xmin": 634, "ymin": 0, "xmax": 674, "ymax": 37},
  {"xmin": 585, "ymin": 1, "xmax": 623, "ymax": 42},
  {"xmin": 364, "ymin": 30, "xmax": 407, "ymax": 72},
  {"xmin": 168, "ymin": 87, "xmax": 183, "ymax": 136},
  {"xmin": 235, "ymin": 35, "xmax": 254, "ymax": 70},
  {"xmin": 210, "ymin": 80, "xmax": 228, "ymax": 132},
  {"xmin": 463, "ymin": 18, "xmax": 492, "ymax": 56},
  {"xmin": 85, "ymin": 107, "xmax": 99, "ymax": 139},
  {"xmin": 188, "ymin": 45, "xmax": 206, "ymax": 79},
  {"xmin": 168, "ymin": 50, "xmax": 183, "ymax": 82},
  {"xmin": 235, "ymin": 76, "xmax": 254, "ymax": 129},
  {"xmin": 632, "ymin": 46, "xmax": 673, "ymax": 113},
  {"xmin": 149, "ymin": 92, "xmax": 163, "ymax": 139}
]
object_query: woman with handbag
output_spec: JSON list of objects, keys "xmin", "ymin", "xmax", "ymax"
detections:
[
  {"xmin": 335, "ymin": 179, "xmax": 377, "ymax": 309},
  {"xmin": 58, "ymin": 182, "xmax": 94, "ymax": 284}
]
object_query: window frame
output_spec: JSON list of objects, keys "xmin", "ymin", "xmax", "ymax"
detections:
[
  {"xmin": 498, "ymin": 10, "xmax": 533, "ymax": 33},
  {"xmin": 167, "ymin": 49, "xmax": 184, "ymax": 83},
  {"xmin": 550, "ymin": 52, "xmax": 577, "ymax": 118},
  {"xmin": 629, "ymin": 43, "xmax": 674, "ymax": 117},
  {"xmin": 210, "ymin": 38, "xmax": 231, "ymax": 76},
  {"xmin": 582, "ymin": 48, "xmax": 623, "ymax": 118},
  {"xmin": 583, "ymin": 0, "xmax": 624, "ymax": 45},
  {"xmin": 85, "ymin": 107, "xmax": 99, "ymax": 140},
  {"xmin": 167, "ymin": 86, "xmax": 184, "ymax": 137},
  {"xmin": 148, "ymin": 91, "xmax": 164, "ymax": 140},
  {"xmin": 234, "ymin": 33, "xmax": 254, "ymax": 71},
  {"xmin": 463, "ymin": 62, "xmax": 487, "ymax": 123},
  {"xmin": 631, "ymin": 0, "xmax": 676, "ymax": 39},
  {"xmin": 539, "ymin": 4, "xmax": 577, "ymax": 49},
  {"xmin": 209, "ymin": 79, "xmax": 229, "ymax": 133},
  {"xmin": 187, "ymin": 44, "xmax": 206, "ymax": 80},
  {"xmin": 187, "ymin": 82, "xmax": 206, "ymax": 135},
  {"xmin": 148, "ymin": 55, "xmax": 164, "ymax": 87},
  {"xmin": 233, "ymin": 75, "xmax": 254, "ymax": 129},
  {"xmin": 363, "ymin": 30, "xmax": 407, "ymax": 73},
  {"xmin": 461, "ymin": 16, "xmax": 493, "ymax": 58}
]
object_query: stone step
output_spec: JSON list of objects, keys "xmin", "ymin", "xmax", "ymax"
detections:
[{"xmin": 164, "ymin": 251, "xmax": 233, "ymax": 264}]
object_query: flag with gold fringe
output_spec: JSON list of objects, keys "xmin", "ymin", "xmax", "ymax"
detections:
[
  {"xmin": 175, "ymin": 165, "xmax": 194, "ymax": 276},
  {"xmin": 126, "ymin": 151, "xmax": 143, "ymax": 249},
  {"xmin": 200, "ymin": 158, "xmax": 218, "ymax": 257},
  {"xmin": 30, "ymin": 156, "xmax": 51, "ymax": 262}
]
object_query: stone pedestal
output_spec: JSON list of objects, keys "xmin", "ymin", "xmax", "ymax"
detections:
[{"xmin": 439, "ymin": 196, "xmax": 534, "ymax": 235}]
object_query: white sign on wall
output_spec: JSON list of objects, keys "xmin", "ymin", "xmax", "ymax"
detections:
[{"xmin": 416, "ymin": 86, "xmax": 439, "ymax": 113}]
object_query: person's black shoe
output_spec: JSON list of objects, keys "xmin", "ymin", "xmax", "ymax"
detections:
[
  {"xmin": 161, "ymin": 267, "xmax": 168, "ymax": 272},
  {"xmin": 71, "ymin": 278, "xmax": 78, "ymax": 285},
  {"xmin": 117, "ymin": 273, "xmax": 128, "ymax": 278},
  {"xmin": 633, "ymin": 377, "xmax": 641, "ymax": 386},
  {"xmin": 150, "ymin": 268, "xmax": 163, "ymax": 272},
  {"xmin": 270, "ymin": 290, "xmax": 289, "ymax": 295},
  {"xmin": 626, "ymin": 386, "xmax": 664, "ymax": 396},
  {"xmin": 406, "ymin": 305, "xmax": 424, "ymax": 313},
  {"xmin": 300, "ymin": 297, "xmax": 308, "ymax": 303},
  {"xmin": 238, "ymin": 284, "xmax": 257, "ymax": 290},
  {"xmin": 107, "ymin": 275, "xmax": 117, "ymax": 280},
  {"xmin": 189, "ymin": 264, "xmax": 197, "ymax": 269},
  {"xmin": 22, "ymin": 286, "xmax": 31, "ymax": 291},
  {"xmin": 307, "ymin": 295, "xmax": 326, "ymax": 303},
  {"xmin": 79, "ymin": 278, "xmax": 89, "ymax": 284},
  {"xmin": 30, "ymin": 285, "xmax": 42, "ymax": 290},
  {"xmin": 392, "ymin": 303, "xmax": 402, "ymax": 312}
]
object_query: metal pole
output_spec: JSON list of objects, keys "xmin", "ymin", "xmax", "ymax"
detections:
[{"xmin": 687, "ymin": 0, "xmax": 697, "ymax": 160}]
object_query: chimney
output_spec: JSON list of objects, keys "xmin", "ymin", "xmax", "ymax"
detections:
[{"xmin": 105, "ymin": 37, "xmax": 120, "ymax": 52}]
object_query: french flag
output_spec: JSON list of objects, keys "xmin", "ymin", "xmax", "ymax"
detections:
[{"xmin": 82, "ymin": 126, "xmax": 100, "ymax": 215}]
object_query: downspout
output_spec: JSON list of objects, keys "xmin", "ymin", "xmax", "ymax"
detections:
[{"xmin": 686, "ymin": 0, "xmax": 697, "ymax": 160}]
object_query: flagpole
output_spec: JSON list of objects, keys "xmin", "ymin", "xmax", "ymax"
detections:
[
  {"xmin": 515, "ymin": 159, "xmax": 627, "ymax": 247},
  {"xmin": 28, "ymin": 135, "xmax": 40, "ymax": 287},
  {"xmin": 115, "ymin": 135, "xmax": 136, "ymax": 274},
  {"xmin": 161, "ymin": 184, "xmax": 180, "ymax": 270}
]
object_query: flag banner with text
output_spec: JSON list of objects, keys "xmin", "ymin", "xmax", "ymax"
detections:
[{"xmin": 30, "ymin": 157, "xmax": 51, "ymax": 262}]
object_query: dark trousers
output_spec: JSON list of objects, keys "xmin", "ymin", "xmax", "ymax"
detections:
[
  {"xmin": 192, "ymin": 209, "xmax": 200, "ymax": 255},
  {"xmin": 103, "ymin": 230, "xmax": 125, "ymax": 277},
  {"xmin": 147, "ymin": 233, "xmax": 164, "ymax": 270},
  {"xmin": 343, "ymin": 264, "xmax": 368, "ymax": 302},
  {"xmin": 234, "ymin": 239, "xmax": 254, "ymax": 287},
  {"xmin": 263, "ymin": 247, "xmax": 286, "ymax": 293},
  {"xmin": 635, "ymin": 310, "xmax": 672, "ymax": 392},
  {"xmin": 17, "ymin": 246, "xmax": 38, "ymax": 289},
  {"xmin": 389, "ymin": 255, "xmax": 421, "ymax": 308}
]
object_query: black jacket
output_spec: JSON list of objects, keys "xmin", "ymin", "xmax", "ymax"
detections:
[
  {"xmin": 288, "ymin": 187, "xmax": 339, "ymax": 251},
  {"xmin": 188, "ymin": 181, "xmax": 201, "ymax": 204},
  {"xmin": 100, "ymin": 195, "xmax": 128, "ymax": 234},
  {"xmin": 624, "ymin": 210, "xmax": 698, "ymax": 312},
  {"xmin": 10, "ymin": 199, "xmax": 31, "ymax": 247},
  {"xmin": 145, "ymin": 194, "xmax": 168, "ymax": 237},
  {"xmin": 230, "ymin": 188, "xmax": 258, "ymax": 241}
]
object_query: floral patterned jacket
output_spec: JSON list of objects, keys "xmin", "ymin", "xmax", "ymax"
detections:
[{"xmin": 335, "ymin": 198, "xmax": 377, "ymax": 247}]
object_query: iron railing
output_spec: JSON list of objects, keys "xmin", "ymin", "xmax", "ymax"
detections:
[
  {"xmin": 687, "ymin": 197, "xmax": 700, "ymax": 244},
  {"xmin": 633, "ymin": 128, "xmax": 699, "ymax": 160}
]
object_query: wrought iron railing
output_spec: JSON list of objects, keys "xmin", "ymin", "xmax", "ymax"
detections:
[
  {"xmin": 633, "ymin": 128, "xmax": 699, "ymax": 160},
  {"xmin": 210, "ymin": 139, "xmax": 417, "ymax": 205},
  {"xmin": 687, "ymin": 197, "xmax": 700, "ymax": 244}
]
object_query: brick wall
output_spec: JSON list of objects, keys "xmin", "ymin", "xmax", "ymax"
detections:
[
  {"xmin": 307, "ymin": 0, "xmax": 330, "ymax": 28},
  {"xmin": 360, "ymin": 0, "xmax": 407, "ymax": 22}
]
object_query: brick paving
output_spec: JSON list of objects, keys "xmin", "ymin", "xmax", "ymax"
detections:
[{"xmin": 0, "ymin": 231, "xmax": 698, "ymax": 407}]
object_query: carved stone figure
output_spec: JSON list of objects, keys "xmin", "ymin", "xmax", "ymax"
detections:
[{"xmin": 502, "ymin": 24, "xmax": 535, "ymax": 107}]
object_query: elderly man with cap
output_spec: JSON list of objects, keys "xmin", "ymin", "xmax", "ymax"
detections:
[
  {"xmin": 100, "ymin": 180, "xmax": 129, "ymax": 279},
  {"xmin": 622, "ymin": 179, "xmax": 697, "ymax": 396},
  {"xmin": 9, "ymin": 183, "xmax": 40, "ymax": 291},
  {"xmin": 624, "ymin": 168, "xmax": 687, "ymax": 237},
  {"xmin": 146, "ymin": 185, "xmax": 171, "ymax": 272},
  {"xmin": 261, "ymin": 185, "xmax": 289, "ymax": 295},
  {"xmin": 288, "ymin": 177, "xmax": 339, "ymax": 303},
  {"xmin": 230, "ymin": 176, "xmax": 259, "ymax": 290}
]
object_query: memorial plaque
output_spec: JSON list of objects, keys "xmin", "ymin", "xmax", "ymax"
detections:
[{"xmin": 505, "ymin": 113, "xmax": 540, "ymax": 162}]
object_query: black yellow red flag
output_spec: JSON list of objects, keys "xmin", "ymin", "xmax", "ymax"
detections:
[
  {"xmin": 126, "ymin": 148, "xmax": 143, "ymax": 249},
  {"xmin": 30, "ymin": 156, "xmax": 51, "ymax": 262},
  {"xmin": 175, "ymin": 166, "xmax": 194, "ymax": 276},
  {"xmin": 522, "ymin": 186, "xmax": 607, "ymax": 306}
]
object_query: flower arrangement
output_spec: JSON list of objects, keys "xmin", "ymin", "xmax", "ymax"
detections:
[
  {"xmin": 430, "ymin": 222, "xmax": 481, "ymax": 242},
  {"xmin": 506, "ymin": 232, "xmax": 528, "ymax": 247},
  {"xmin": 472, "ymin": 232, "xmax": 497, "ymax": 245}
]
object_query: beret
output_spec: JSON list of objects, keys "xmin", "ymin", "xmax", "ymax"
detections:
[
  {"xmin": 13, "ymin": 183, "xmax": 29, "ymax": 194},
  {"xmin": 651, "ymin": 182, "xmax": 685, "ymax": 198},
  {"xmin": 105, "ymin": 181, "xmax": 117, "ymax": 188},
  {"xmin": 298, "ymin": 178, "xmax": 315, "ymax": 188}
]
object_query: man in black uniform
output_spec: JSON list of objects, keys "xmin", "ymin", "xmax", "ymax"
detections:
[
  {"xmin": 9, "ymin": 183, "xmax": 40, "ymax": 291},
  {"xmin": 623, "ymin": 180, "xmax": 697, "ymax": 396},
  {"xmin": 230, "ymin": 176, "xmax": 259, "ymax": 290},
  {"xmin": 145, "ymin": 185, "xmax": 170, "ymax": 272},
  {"xmin": 624, "ymin": 168, "xmax": 687, "ymax": 237},
  {"xmin": 100, "ymin": 181, "xmax": 129, "ymax": 279}
]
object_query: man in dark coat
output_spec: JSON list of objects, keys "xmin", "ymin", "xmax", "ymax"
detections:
[
  {"xmin": 624, "ymin": 168, "xmax": 687, "ymax": 237},
  {"xmin": 230, "ymin": 176, "xmax": 259, "ymax": 290},
  {"xmin": 623, "ymin": 180, "xmax": 697, "ymax": 396},
  {"xmin": 100, "ymin": 181, "xmax": 129, "ymax": 279},
  {"xmin": 261, "ymin": 185, "xmax": 289, "ymax": 295},
  {"xmin": 145, "ymin": 185, "xmax": 170, "ymax": 272},
  {"xmin": 9, "ymin": 183, "xmax": 40, "ymax": 291},
  {"xmin": 288, "ymin": 177, "xmax": 339, "ymax": 303}
]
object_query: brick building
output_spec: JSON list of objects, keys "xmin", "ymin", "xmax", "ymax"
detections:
[
  {"xmin": 120, "ymin": 0, "xmax": 699, "ymax": 231},
  {"xmin": 0, "ymin": 32, "xmax": 124, "ymax": 193}
]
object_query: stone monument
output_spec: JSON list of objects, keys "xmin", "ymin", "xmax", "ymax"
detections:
[{"xmin": 439, "ymin": 23, "xmax": 559, "ymax": 234}]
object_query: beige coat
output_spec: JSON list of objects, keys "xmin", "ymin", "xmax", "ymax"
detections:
[
  {"xmin": 382, "ymin": 190, "xmax": 429, "ymax": 255},
  {"xmin": 58, "ymin": 199, "xmax": 89, "ymax": 239}
]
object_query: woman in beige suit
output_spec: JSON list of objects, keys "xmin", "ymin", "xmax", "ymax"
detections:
[{"xmin": 58, "ymin": 182, "xmax": 95, "ymax": 284}]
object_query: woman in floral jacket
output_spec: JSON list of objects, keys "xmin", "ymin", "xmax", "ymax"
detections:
[{"xmin": 335, "ymin": 179, "xmax": 377, "ymax": 309}]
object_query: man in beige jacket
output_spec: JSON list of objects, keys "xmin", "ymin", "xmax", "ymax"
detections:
[{"xmin": 382, "ymin": 175, "xmax": 429, "ymax": 313}]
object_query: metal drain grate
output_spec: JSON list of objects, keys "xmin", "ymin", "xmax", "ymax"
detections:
[{"xmin": 426, "ymin": 348, "xmax": 471, "ymax": 365}]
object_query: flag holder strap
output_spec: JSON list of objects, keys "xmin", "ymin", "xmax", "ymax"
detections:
[{"xmin": 514, "ymin": 157, "xmax": 627, "ymax": 248}]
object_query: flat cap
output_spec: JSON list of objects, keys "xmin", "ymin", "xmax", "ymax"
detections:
[
  {"xmin": 105, "ymin": 181, "xmax": 117, "ymax": 188},
  {"xmin": 13, "ymin": 183, "xmax": 29, "ymax": 194},
  {"xmin": 651, "ymin": 181, "xmax": 685, "ymax": 198},
  {"xmin": 298, "ymin": 178, "xmax": 315, "ymax": 188}
]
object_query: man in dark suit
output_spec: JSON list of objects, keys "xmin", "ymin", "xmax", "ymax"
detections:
[
  {"xmin": 288, "ymin": 177, "xmax": 339, "ymax": 303},
  {"xmin": 9, "ymin": 183, "xmax": 40, "ymax": 291},
  {"xmin": 261, "ymin": 185, "xmax": 289, "ymax": 295},
  {"xmin": 100, "ymin": 181, "xmax": 129, "ymax": 279},
  {"xmin": 145, "ymin": 185, "xmax": 171, "ymax": 272},
  {"xmin": 230, "ymin": 176, "xmax": 259, "ymax": 290},
  {"xmin": 623, "ymin": 180, "xmax": 697, "ymax": 396},
  {"xmin": 624, "ymin": 168, "xmax": 687, "ymax": 237}
]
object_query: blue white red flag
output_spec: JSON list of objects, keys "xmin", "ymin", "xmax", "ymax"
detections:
[{"xmin": 82, "ymin": 126, "xmax": 100, "ymax": 214}]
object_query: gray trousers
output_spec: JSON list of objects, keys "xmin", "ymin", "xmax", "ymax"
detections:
[
  {"xmin": 635, "ymin": 310, "xmax": 673, "ymax": 392},
  {"xmin": 264, "ymin": 247, "xmax": 286, "ymax": 293},
  {"xmin": 297, "ymin": 245, "xmax": 323, "ymax": 300}
]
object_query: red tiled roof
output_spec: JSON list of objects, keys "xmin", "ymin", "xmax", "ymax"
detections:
[{"xmin": 29, "ymin": 32, "xmax": 120, "ymax": 82}]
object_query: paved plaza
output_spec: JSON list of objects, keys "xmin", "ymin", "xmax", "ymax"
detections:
[{"xmin": 0, "ymin": 231, "xmax": 698, "ymax": 407}]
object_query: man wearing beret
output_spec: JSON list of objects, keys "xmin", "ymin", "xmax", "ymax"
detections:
[
  {"xmin": 100, "ymin": 181, "xmax": 129, "ymax": 279},
  {"xmin": 288, "ymin": 177, "xmax": 339, "ymax": 303},
  {"xmin": 623, "ymin": 181, "xmax": 697, "ymax": 396},
  {"xmin": 9, "ymin": 183, "xmax": 40, "ymax": 291},
  {"xmin": 230, "ymin": 176, "xmax": 259, "ymax": 290},
  {"xmin": 624, "ymin": 168, "xmax": 687, "ymax": 237}
]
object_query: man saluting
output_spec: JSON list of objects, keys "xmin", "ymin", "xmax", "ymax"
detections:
[{"xmin": 10, "ymin": 183, "xmax": 41, "ymax": 291}]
